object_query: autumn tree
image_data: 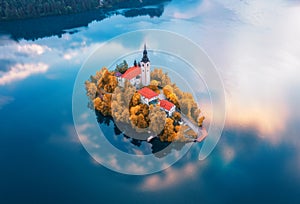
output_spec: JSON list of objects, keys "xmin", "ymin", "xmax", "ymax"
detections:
[
  {"xmin": 129, "ymin": 104, "xmax": 150, "ymax": 129},
  {"xmin": 93, "ymin": 94, "xmax": 112, "ymax": 116},
  {"xmin": 160, "ymin": 118, "xmax": 178, "ymax": 142},
  {"xmin": 198, "ymin": 116, "xmax": 205, "ymax": 127},
  {"xmin": 130, "ymin": 92, "xmax": 141, "ymax": 107},
  {"xmin": 163, "ymin": 85, "xmax": 180, "ymax": 109},
  {"xmin": 151, "ymin": 68, "xmax": 171, "ymax": 87},
  {"xmin": 86, "ymin": 65, "xmax": 206, "ymax": 142},
  {"xmin": 85, "ymin": 80, "xmax": 97, "ymax": 101},
  {"xmin": 172, "ymin": 112, "xmax": 181, "ymax": 121},
  {"xmin": 111, "ymin": 81, "xmax": 136, "ymax": 124},
  {"xmin": 115, "ymin": 60, "xmax": 128, "ymax": 74},
  {"xmin": 98, "ymin": 68, "xmax": 118, "ymax": 93},
  {"xmin": 148, "ymin": 105, "xmax": 166, "ymax": 135},
  {"xmin": 92, "ymin": 68, "xmax": 107, "ymax": 82},
  {"xmin": 147, "ymin": 84, "xmax": 160, "ymax": 94},
  {"xmin": 0, "ymin": 0, "xmax": 100, "ymax": 21},
  {"xmin": 150, "ymin": 80, "xmax": 159, "ymax": 86}
]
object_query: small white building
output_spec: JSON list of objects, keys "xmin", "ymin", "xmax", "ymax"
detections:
[
  {"xmin": 138, "ymin": 87, "xmax": 159, "ymax": 105},
  {"xmin": 159, "ymin": 100, "xmax": 176, "ymax": 116}
]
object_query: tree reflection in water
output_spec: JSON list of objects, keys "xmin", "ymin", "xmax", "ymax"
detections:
[{"xmin": 95, "ymin": 110, "xmax": 185, "ymax": 158}]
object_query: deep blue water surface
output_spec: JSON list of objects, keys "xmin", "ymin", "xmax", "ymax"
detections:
[{"xmin": 1, "ymin": 0, "xmax": 300, "ymax": 203}]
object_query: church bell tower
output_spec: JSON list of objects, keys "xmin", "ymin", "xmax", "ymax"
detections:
[{"xmin": 140, "ymin": 44, "xmax": 151, "ymax": 86}]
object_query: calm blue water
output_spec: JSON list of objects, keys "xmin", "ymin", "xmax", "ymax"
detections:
[{"xmin": 1, "ymin": 0, "xmax": 300, "ymax": 203}]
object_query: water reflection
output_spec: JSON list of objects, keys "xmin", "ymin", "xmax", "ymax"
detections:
[
  {"xmin": 0, "ymin": 2, "xmax": 170, "ymax": 41},
  {"xmin": 96, "ymin": 110, "xmax": 185, "ymax": 158},
  {"xmin": 1, "ymin": 0, "xmax": 300, "ymax": 202}
]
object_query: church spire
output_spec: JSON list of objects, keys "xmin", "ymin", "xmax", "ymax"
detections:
[{"xmin": 141, "ymin": 44, "xmax": 150, "ymax": 63}]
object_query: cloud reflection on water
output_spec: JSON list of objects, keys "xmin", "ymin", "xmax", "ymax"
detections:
[
  {"xmin": 140, "ymin": 161, "xmax": 201, "ymax": 191},
  {"xmin": 0, "ymin": 63, "xmax": 49, "ymax": 85},
  {"xmin": 1, "ymin": 0, "xmax": 300, "ymax": 195},
  {"xmin": 217, "ymin": 1, "xmax": 300, "ymax": 143},
  {"xmin": 163, "ymin": 0, "xmax": 300, "ymax": 144},
  {"xmin": 0, "ymin": 95, "xmax": 14, "ymax": 109},
  {"xmin": 34, "ymin": 0, "xmax": 300, "ymax": 168}
]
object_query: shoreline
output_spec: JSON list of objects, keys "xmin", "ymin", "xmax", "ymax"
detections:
[
  {"xmin": 0, "ymin": 0, "xmax": 170, "ymax": 22},
  {"xmin": 0, "ymin": 2, "xmax": 168, "ymax": 41}
]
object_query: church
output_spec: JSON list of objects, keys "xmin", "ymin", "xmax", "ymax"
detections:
[
  {"xmin": 115, "ymin": 44, "xmax": 177, "ymax": 117},
  {"xmin": 116, "ymin": 44, "xmax": 151, "ymax": 88}
]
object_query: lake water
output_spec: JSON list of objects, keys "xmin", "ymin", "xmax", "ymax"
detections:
[{"xmin": 1, "ymin": 0, "xmax": 300, "ymax": 203}]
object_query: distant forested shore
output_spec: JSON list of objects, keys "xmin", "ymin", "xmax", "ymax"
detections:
[{"xmin": 0, "ymin": 0, "xmax": 169, "ymax": 21}]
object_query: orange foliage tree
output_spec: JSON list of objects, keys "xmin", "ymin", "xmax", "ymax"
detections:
[
  {"xmin": 93, "ymin": 94, "xmax": 112, "ymax": 116},
  {"xmin": 163, "ymin": 85, "xmax": 180, "ymax": 109},
  {"xmin": 160, "ymin": 118, "xmax": 178, "ymax": 142},
  {"xmin": 98, "ymin": 68, "xmax": 118, "ymax": 93}
]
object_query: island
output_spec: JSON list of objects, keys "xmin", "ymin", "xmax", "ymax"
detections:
[{"xmin": 85, "ymin": 44, "xmax": 206, "ymax": 143}]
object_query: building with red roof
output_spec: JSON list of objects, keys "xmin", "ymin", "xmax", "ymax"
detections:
[
  {"xmin": 138, "ymin": 87, "xmax": 159, "ymax": 105},
  {"xmin": 159, "ymin": 99, "xmax": 176, "ymax": 116},
  {"xmin": 116, "ymin": 44, "xmax": 151, "ymax": 88},
  {"xmin": 121, "ymin": 66, "xmax": 141, "ymax": 80},
  {"xmin": 117, "ymin": 66, "xmax": 141, "ymax": 87}
]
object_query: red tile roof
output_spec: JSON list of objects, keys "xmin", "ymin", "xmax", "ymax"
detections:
[
  {"xmin": 121, "ymin": 66, "xmax": 141, "ymax": 80},
  {"xmin": 160, "ymin": 100, "xmax": 175, "ymax": 111},
  {"xmin": 138, "ymin": 87, "xmax": 158, "ymax": 99}
]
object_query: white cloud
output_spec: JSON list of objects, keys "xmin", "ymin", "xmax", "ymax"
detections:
[
  {"xmin": 108, "ymin": 154, "xmax": 121, "ymax": 171},
  {"xmin": 61, "ymin": 42, "xmax": 104, "ymax": 66},
  {"xmin": 156, "ymin": 1, "xmax": 299, "ymax": 145},
  {"xmin": 0, "ymin": 63, "xmax": 49, "ymax": 85},
  {"xmin": 48, "ymin": 124, "xmax": 81, "ymax": 145},
  {"xmin": 140, "ymin": 161, "xmax": 203, "ymax": 191},
  {"xmin": 0, "ymin": 41, "xmax": 53, "ymax": 85},
  {"xmin": 0, "ymin": 95, "xmax": 14, "ymax": 109},
  {"xmin": 0, "ymin": 43, "xmax": 51, "ymax": 59},
  {"xmin": 216, "ymin": 0, "xmax": 285, "ymax": 26},
  {"xmin": 16, "ymin": 43, "xmax": 51, "ymax": 56},
  {"xmin": 125, "ymin": 162, "xmax": 146, "ymax": 174},
  {"xmin": 63, "ymin": 51, "xmax": 78, "ymax": 60},
  {"xmin": 173, "ymin": 0, "xmax": 213, "ymax": 19},
  {"xmin": 80, "ymin": 112, "xmax": 90, "ymax": 120},
  {"xmin": 221, "ymin": 144, "xmax": 235, "ymax": 164},
  {"xmin": 194, "ymin": 0, "xmax": 300, "ymax": 144},
  {"xmin": 76, "ymin": 123, "xmax": 101, "ymax": 149}
]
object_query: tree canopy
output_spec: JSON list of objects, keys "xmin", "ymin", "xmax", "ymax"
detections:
[
  {"xmin": 0, "ymin": 0, "xmax": 99, "ymax": 21},
  {"xmin": 0, "ymin": 0, "xmax": 170, "ymax": 21},
  {"xmin": 85, "ymin": 67, "xmax": 205, "ymax": 142}
]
